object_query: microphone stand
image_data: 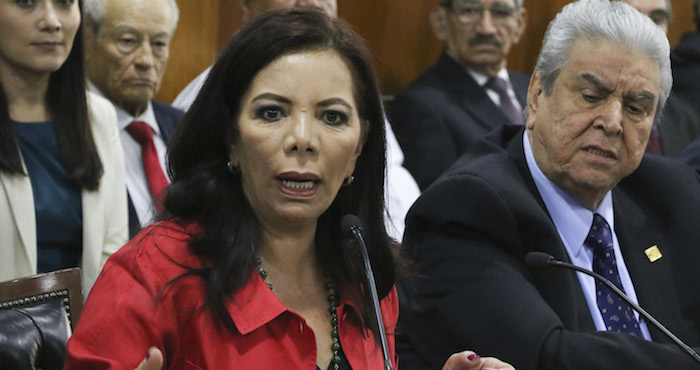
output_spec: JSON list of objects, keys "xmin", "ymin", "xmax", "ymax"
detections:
[
  {"xmin": 349, "ymin": 225, "xmax": 393, "ymax": 370},
  {"xmin": 531, "ymin": 253, "xmax": 700, "ymax": 365}
]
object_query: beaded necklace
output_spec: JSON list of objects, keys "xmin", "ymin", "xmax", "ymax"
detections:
[{"xmin": 256, "ymin": 258, "xmax": 342, "ymax": 369}]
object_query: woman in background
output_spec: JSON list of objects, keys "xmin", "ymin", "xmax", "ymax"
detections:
[
  {"xmin": 0, "ymin": 0, "xmax": 127, "ymax": 294},
  {"xmin": 65, "ymin": 9, "xmax": 511, "ymax": 370}
]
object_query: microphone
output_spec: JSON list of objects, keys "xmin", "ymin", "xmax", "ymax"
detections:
[
  {"xmin": 341, "ymin": 214, "xmax": 393, "ymax": 370},
  {"xmin": 525, "ymin": 251, "xmax": 700, "ymax": 365}
]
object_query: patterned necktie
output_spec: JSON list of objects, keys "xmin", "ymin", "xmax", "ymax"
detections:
[
  {"xmin": 586, "ymin": 213, "xmax": 643, "ymax": 337},
  {"xmin": 126, "ymin": 121, "xmax": 168, "ymax": 212},
  {"xmin": 484, "ymin": 77, "xmax": 524, "ymax": 126}
]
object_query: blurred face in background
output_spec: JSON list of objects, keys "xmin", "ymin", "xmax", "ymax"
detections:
[
  {"xmin": 243, "ymin": 0, "xmax": 338, "ymax": 20},
  {"xmin": 0, "ymin": 0, "xmax": 80, "ymax": 78},
  {"xmin": 431, "ymin": 0, "xmax": 527, "ymax": 77},
  {"xmin": 621, "ymin": 0, "xmax": 670, "ymax": 33},
  {"xmin": 85, "ymin": 0, "xmax": 175, "ymax": 116}
]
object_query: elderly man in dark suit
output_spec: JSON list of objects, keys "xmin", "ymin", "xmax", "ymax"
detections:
[
  {"xmin": 397, "ymin": 0, "xmax": 700, "ymax": 369},
  {"xmin": 83, "ymin": 0, "xmax": 185, "ymax": 237},
  {"xmin": 388, "ymin": 0, "xmax": 528, "ymax": 190}
]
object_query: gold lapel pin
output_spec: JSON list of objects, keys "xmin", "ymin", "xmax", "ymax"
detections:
[{"xmin": 644, "ymin": 245, "xmax": 662, "ymax": 262}]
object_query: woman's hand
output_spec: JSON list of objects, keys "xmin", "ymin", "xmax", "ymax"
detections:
[
  {"xmin": 134, "ymin": 347, "xmax": 163, "ymax": 370},
  {"xmin": 442, "ymin": 351, "xmax": 515, "ymax": 370}
]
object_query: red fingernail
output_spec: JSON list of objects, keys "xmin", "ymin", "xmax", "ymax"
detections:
[{"xmin": 467, "ymin": 354, "xmax": 480, "ymax": 361}]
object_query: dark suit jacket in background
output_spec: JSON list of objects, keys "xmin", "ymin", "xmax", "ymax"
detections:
[
  {"xmin": 672, "ymin": 31, "xmax": 700, "ymax": 119},
  {"xmin": 397, "ymin": 126, "xmax": 700, "ymax": 370},
  {"xmin": 388, "ymin": 52, "xmax": 529, "ymax": 190},
  {"xmin": 680, "ymin": 133, "xmax": 700, "ymax": 175},
  {"xmin": 127, "ymin": 101, "xmax": 185, "ymax": 238},
  {"xmin": 658, "ymin": 94, "xmax": 700, "ymax": 157}
]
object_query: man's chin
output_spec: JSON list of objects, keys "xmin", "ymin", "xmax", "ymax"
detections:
[{"xmin": 114, "ymin": 92, "xmax": 154, "ymax": 115}]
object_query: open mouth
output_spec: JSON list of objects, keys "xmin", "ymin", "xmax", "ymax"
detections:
[
  {"xmin": 280, "ymin": 179, "xmax": 317, "ymax": 189},
  {"xmin": 584, "ymin": 147, "xmax": 616, "ymax": 159},
  {"xmin": 276, "ymin": 172, "xmax": 321, "ymax": 196}
]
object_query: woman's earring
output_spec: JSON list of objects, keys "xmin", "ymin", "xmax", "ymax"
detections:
[
  {"xmin": 342, "ymin": 175, "xmax": 355, "ymax": 186},
  {"xmin": 227, "ymin": 161, "xmax": 240, "ymax": 174}
]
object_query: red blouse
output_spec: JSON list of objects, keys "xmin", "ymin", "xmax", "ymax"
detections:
[{"xmin": 65, "ymin": 222, "xmax": 399, "ymax": 369}]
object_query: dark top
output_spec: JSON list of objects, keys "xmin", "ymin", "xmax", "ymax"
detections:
[
  {"xmin": 13, "ymin": 121, "xmax": 82, "ymax": 272},
  {"xmin": 671, "ymin": 31, "xmax": 700, "ymax": 119},
  {"xmin": 388, "ymin": 52, "xmax": 530, "ymax": 190}
]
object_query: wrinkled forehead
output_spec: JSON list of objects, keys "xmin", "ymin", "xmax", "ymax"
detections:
[{"xmin": 102, "ymin": 0, "xmax": 174, "ymax": 32}]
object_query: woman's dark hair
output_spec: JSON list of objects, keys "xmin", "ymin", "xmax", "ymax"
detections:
[
  {"xmin": 164, "ymin": 8, "xmax": 395, "ymax": 341},
  {"xmin": 0, "ymin": 0, "xmax": 103, "ymax": 190}
]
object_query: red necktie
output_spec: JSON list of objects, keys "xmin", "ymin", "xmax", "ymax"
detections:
[{"xmin": 126, "ymin": 121, "xmax": 168, "ymax": 211}]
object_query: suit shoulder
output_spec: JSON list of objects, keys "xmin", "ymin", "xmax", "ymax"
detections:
[
  {"xmin": 508, "ymin": 69, "xmax": 530, "ymax": 81},
  {"xmin": 152, "ymin": 101, "xmax": 186, "ymax": 120},
  {"xmin": 623, "ymin": 155, "xmax": 699, "ymax": 189}
]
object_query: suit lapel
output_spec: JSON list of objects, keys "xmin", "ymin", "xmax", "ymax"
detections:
[
  {"xmin": 612, "ymin": 190, "xmax": 683, "ymax": 344},
  {"xmin": 509, "ymin": 71, "xmax": 530, "ymax": 108},
  {"xmin": 505, "ymin": 130, "xmax": 598, "ymax": 331},
  {"xmin": 0, "ymin": 171, "xmax": 37, "ymax": 268},
  {"xmin": 434, "ymin": 53, "xmax": 512, "ymax": 131},
  {"xmin": 152, "ymin": 102, "xmax": 182, "ymax": 142}
]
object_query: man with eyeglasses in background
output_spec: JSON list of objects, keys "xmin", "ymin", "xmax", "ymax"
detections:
[{"xmin": 388, "ymin": 0, "xmax": 528, "ymax": 190}]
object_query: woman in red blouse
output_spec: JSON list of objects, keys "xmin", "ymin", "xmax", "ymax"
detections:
[{"xmin": 65, "ymin": 9, "xmax": 512, "ymax": 370}]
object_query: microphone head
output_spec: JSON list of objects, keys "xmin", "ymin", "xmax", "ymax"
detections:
[
  {"xmin": 525, "ymin": 252, "xmax": 555, "ymax": 269},
  {"xmin": 341, "ymin": 214, "xmax": 363, "ymax": 237}
]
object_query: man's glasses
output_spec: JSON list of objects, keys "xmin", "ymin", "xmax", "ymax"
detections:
[{"xmin": 446, "ymin": 2, "xmax": 517, "ymax": 25}]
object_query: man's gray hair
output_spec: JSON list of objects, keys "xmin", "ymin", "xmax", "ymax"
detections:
[
  {"xmin": 83, "ymin": 0, "xmax": 180, "ymax": 33},
  {"xmin": 535, "ymin": 0, "xmax": 671, "ymax": 117},
  {"xmin": 439, "ymin": 0, "xmax": 524, "ymax": 9}
]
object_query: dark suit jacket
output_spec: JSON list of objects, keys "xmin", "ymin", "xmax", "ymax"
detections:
[
  {"xmin": 127, "ymin": 101, "xmax": 184, "ymax": 237},
  {"xmin": 672, "ymin": 31, "xmax": 700, "ymax": 119},
  {"xmin": 681, "ymin": 136, "xmax": 700, "ymax": 174},
  {"xmin": 658, "ymin": 94, "xmax": 700, "ymax": 157},
  {"xmin": 388, "ymin": 52, "xmax": 529, "ymax": 190},
  {"xmin": 398, "ymin": 126, "xmax": 700, "ymax": 370}
]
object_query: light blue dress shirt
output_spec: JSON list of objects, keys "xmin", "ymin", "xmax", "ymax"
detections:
[{"xmin": 523, "ymin": 131, "xmax": 651, "ymax": 340}]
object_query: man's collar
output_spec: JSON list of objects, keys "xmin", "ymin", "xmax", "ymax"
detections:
[
  {"xmin": 523, "ymin": 130, "xmax": 614, "ymax": 257},
  {"xmin": 88, "ymin": 81, "xmax": 161, "ymax": 135}
]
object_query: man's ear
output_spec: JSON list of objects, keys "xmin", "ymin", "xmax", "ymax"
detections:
[
  {"xmin": 526, "ymin": 73, "xmax": 542, "ymax": 130},
  {"xmin": 429, "ymin": 7, "xmax": 448, "ymax": 41}
]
